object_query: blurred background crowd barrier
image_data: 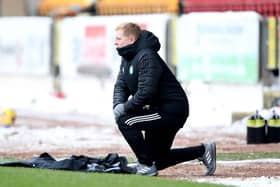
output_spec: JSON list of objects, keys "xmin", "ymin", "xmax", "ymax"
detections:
[{"xmin": 0, "ymin": 0, "xmax": 280, "ymax": 126}]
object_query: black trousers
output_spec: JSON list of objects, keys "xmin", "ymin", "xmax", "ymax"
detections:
[{"xmin": 117, "ymin": 109, "xmax": 205, "ymax": 170}]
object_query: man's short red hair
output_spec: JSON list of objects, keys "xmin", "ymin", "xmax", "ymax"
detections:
[{"xmin": 115, "ymin": 22, "xmax": 142, "ymax": 39}]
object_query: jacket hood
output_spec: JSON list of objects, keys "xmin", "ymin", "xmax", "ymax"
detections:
[{"xmin": 116, "ymin": 30, "xmax": 161, "ymax": 60}]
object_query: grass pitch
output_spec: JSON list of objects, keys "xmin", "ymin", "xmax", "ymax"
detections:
[
  {"xmin": 0, "ymin": 166, "xmax": 227, "ymax": 187},
  {"xmin": 2, "ymin": 152, "xmax": 278, "ymax": 187}
]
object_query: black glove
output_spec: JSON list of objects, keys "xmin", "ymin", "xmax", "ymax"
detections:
[{"xmin": 113, "ymin": 103, "xmax": 125, "ymax": 121}]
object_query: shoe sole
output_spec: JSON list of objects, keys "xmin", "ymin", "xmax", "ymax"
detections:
[
  {"xmin": 136, "ymin": 171, "xmax": 158, "ymax": 176},
  {"xmin": 147, "ymin": 171, "xmax": 158, "ymax": 176}
]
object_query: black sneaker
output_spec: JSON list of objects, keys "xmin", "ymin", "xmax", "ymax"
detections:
[{"xmin": 198, "ymin": 142, "xmax": 216, "ymax": 175}]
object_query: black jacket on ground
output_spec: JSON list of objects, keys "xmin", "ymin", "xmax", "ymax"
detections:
[
  {"xmin": 113, "ymin": 30, "xmax": 189, "ymax": 117},
  {"xmin": 0, "ymin": 152, "xmax": 135, "ymax": 174}
]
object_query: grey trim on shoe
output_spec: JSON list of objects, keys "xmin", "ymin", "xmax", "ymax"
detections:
[{"xmin": 135, "ymin": 163, "xmax": 158, "ymax": 176}]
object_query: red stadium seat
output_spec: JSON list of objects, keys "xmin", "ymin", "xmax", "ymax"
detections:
[{"xmin": 182, "ymin": 0, "xmax": 280, "ymax": 17}]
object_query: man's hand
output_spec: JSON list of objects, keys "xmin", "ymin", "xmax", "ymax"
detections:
[{"xmin": 113, "ymin": 103, "xmax": 125, "ymax": 122}]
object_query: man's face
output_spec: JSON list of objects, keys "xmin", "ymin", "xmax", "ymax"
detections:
[{"xmin": 115, "ymin": 29, "xmax": 135, "ymax": 48}]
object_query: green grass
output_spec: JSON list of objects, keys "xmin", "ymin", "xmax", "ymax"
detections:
[
  {"xmin": 1, "ymin": 152, "xmax": 279, "ymax": 187},
  {"xmin": 217, "ymin": 152, "xmax": 280, "ymax": 161},
  {"xmin": 2, "ymin": 152, "xmax": 279, "ymax": 163},
  {"xmin": 0, "ymin": 167, "xmax": 227, "ymax": 187},
  {"xmin": 0, "ymin": 157, "xmax": 19, "ymax": 162}
]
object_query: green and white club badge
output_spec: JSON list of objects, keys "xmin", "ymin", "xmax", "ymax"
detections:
[{"xmin": 129, "ymin": 65, "xmax": 134, "ymax": 74}]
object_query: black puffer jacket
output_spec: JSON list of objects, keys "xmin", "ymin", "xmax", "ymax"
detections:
[{"xmin": 113, "ymin": 30, "xmax": 189, "ymax": 117}]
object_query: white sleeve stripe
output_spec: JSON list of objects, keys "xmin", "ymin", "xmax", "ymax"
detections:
[
  {"xmin": 125, "ymin": 113, "xmax": 162, "ymax": 126},
  {"xmin": 125, "ymin": 113, "xmax": 160, "ymax": 123}
]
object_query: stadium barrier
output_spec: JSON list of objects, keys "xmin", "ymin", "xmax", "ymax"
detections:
[
  {"xmin": 0, "ymin": 12, "xmax": 279, "ymax": 127},
  {"xmin": 57, "ymin": 14, "xmax": 170, "ymax": 79},
  {"xmin": 0, "ymin": 17, "xmax": 51, "ymax": 75}
]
